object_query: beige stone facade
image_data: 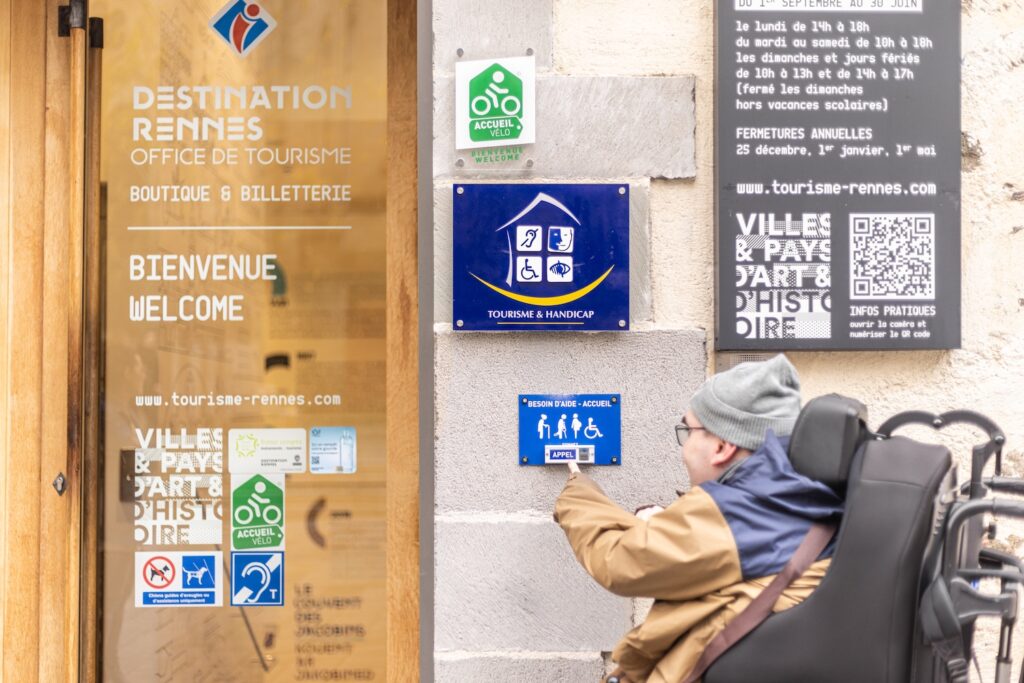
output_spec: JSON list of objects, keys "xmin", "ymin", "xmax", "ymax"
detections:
[{"xmin": 433, "ymin": 1, "xmax": 1024, "ymax": 679}]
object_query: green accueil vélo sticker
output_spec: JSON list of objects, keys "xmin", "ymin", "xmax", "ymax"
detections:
[
  {"xmin": 231, "ymin": 474, "xmax": 285, "ymax": 550},
  {"xmin": 468, "ymin": 64, "xmax": 524, "ymax": 143}
]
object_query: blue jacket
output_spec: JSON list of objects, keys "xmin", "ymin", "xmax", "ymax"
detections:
[
  {"xmin": 701, "ymin": 430, "xmax": 843, "ymax": 579},
  {"xmin": 555, "ymin": 430, "xmax": 843, "ymax": 682}
]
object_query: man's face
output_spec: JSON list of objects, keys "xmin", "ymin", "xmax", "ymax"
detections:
[{"xmin": 680, "ymin": 409, "xmax": 733, "ymax": 487}]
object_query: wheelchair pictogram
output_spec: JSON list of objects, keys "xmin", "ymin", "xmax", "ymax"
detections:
[{"xmin": 516, "ymin": 256, "xmax": 542, "ymax": 283}]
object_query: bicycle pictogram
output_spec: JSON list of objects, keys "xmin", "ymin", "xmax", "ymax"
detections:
[
  {"xmin": 233, "ymin": 479, "xmax": 282, "ymax": 526},
  {"xmin": 470, "ymin": 69, "xmax": 522, "ymax": 118},
  {"xmin": 232, "ymin": 474, "xmax": 285, "ymax": 550},
  {"xmin": 467, "ymin": 63, "xmax": 525, "ymax": 143}
]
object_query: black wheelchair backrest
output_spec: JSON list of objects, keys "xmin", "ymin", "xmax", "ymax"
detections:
[
  {"xmin": 706, "ymin": 397, "xmax": 953, "ymax": 683},
  {"xmin": 788, "ymin": 393, "xmax": 869, "ymax": 493}
]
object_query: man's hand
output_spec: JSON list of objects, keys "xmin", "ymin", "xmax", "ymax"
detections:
[
  {"xmin": 567, "ymin": 462, "xmax": 581, "ymax": 476},
  {"xmin": 634, "ymin": 504, "xmax": 665, "ymax": 521}
]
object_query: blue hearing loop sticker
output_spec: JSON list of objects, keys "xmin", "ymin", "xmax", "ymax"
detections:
[
  {"xmin": 518, "ymin": 393, "xmax": 622, "ymax": 466},
  {"xmin": 231, "ymin": 551, "xmax": 284, "ymax": 606},
  {"xmin": 453, "ymin": 184, "xmax": 629, "ymax": 331}
]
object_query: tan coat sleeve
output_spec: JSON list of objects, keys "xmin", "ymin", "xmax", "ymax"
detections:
[
  {"xmin": 613, "ymin": 593, "xmax": 733, "ymax": 680},
  {"xmin": 554, "ymin": 474, "xmax": 743, "ymax": 600}
]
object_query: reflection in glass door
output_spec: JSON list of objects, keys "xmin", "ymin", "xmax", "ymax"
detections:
[{"xmin": 95, "ymin": 1, "xmax": 391, "ymax": 679}]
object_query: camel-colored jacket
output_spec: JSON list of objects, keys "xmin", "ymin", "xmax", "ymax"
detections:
[{"xmin": 554, "ymin": 432, "xmax": 841, "ymax": 683}]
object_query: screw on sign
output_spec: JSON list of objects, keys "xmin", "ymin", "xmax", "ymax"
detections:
[{"xmin": 143, "ymin": 555, "xmax": 175, "ymax": 590}]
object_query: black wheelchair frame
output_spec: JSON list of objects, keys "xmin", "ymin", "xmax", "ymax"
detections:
[
  {"xmin": 880, "ymin": 409, "xmax": 1024, "ymax": 683},
  {"xmin": 702, "ymin": 397, "xmax": 1024, "ymax": 683}
]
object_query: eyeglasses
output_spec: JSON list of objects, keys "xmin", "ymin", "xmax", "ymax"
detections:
[{"xmin": 675, "ymin": 422, "xmax": 706, "ymax": 446}]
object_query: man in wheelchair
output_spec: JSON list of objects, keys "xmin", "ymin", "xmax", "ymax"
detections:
[
  {"xmin": 555, "ymin": 355, "xmax": 841, "ymax": 682},
  {"xmin": 555, "ymin": 355, "xmax": 1024, "ymax": 683}
]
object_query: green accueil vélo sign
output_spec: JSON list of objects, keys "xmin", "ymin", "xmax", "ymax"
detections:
[
  {"xmin": 231, "ymin": 474, "xmax": 284, "ymax": 550},
  {"xmin": 468, "ymin": 64, "xmax": 524, "ymax": 143}
]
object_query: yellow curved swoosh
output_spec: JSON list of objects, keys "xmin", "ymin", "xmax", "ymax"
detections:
[{"xmin": 469, "ymin": 266, "xmax": 615, "ymax": 306}]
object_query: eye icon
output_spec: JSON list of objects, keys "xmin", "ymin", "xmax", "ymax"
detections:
[{"xmin": 546, "ymin": 257, "xmax": 574, "ymax": 282}]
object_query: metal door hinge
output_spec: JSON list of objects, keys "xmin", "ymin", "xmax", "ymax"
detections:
[{"xmin": 57, "ymin": 0, "xmax": 88, "ymax": 37}]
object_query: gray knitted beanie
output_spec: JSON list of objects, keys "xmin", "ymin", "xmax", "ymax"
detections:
[{"xmin": 689, "ymin": 354, "xmax": 801, "ymax": 451}]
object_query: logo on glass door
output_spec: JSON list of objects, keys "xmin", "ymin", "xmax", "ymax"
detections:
[{"xmin": 210, "ymin": 0, "xmax": 277, "ymax": 57}]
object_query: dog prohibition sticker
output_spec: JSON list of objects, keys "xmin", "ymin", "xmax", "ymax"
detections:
[{"xmin": 134, "ymin": 551, "xmax": 224, "ymax": 607}]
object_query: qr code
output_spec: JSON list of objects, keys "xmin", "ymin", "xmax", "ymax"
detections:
[{"xmin": 850, "ymin": 213, "xmax": 935, "ymax": 300}]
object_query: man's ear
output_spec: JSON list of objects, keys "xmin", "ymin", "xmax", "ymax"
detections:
[{"xmin": 709, "ymin": 440, "xmax": 739, "ymax": 468}]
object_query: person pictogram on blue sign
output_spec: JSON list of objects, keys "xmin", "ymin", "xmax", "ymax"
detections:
[{"xmin": 537, "ymin": 414, "xmax": 550, "ymax": 439}]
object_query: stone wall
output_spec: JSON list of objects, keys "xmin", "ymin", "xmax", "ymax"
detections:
[{"xmin": 431, "ymin": 1, "xmax": 1024, "ymax": 680}]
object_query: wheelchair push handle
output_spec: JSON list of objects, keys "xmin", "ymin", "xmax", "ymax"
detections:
[{"xmin": 876, "ymin": 409, "xmax": 1005, "ymax": 443}]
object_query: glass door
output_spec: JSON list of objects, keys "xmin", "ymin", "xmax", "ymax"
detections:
[{"xmin": 91, "ymin": 1, "xmax": 408, "ymax": 680}]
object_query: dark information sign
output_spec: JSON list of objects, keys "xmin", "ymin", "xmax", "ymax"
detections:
[{"xmin": 716, "ymin": 0, "xmax": 960, "ymax": 350}]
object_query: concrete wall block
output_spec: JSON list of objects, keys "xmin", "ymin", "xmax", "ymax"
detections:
[
  {"xmin": 435, "ymin": 520, "xmax": 632, "ymax": 651},
  {"xmin": 434, "ymin": 328, "xmax": 706, "ymax": 513},
  {"xmin": 435, "ymin": 654, "xmax": 606, "ymax": 683},
  {"xmin": 433, "ymin": 0, "xmax": 554, "ymax": 74},
  {"xmin": 432, "ymin": 179, "xmax": 652, "ymax": 324},
  {"xmin": 433, "ymin": 75, "xmax": 696, "ymax": 179}
]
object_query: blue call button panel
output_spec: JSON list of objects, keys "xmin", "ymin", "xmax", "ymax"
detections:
[{"xmin": 518, "ymin": 394, "xmax": 621, "ymax": 466}]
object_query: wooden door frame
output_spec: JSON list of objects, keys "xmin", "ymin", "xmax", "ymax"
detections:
[
  {"xmin": 387, "ymin": 0, "xmax": 421, "ymax": 680},
  {"xmin": 1, "ymin": 1, "xmax": 82, "ymax": 681},
  {"xmin": 1, "ymin": 0, "xmax": 421, "ymax": 680}
]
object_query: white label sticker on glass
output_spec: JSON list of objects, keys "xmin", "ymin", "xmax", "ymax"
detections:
[
  {"xmin": 228, "ymin": 428, "xmax": 306, "ymax": 473},
  {"xmin": 309, "ymin": 426, "xmax": 357, "ymax": 474}
]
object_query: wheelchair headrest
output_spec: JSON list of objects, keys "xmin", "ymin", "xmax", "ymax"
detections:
[{"xmin": 788, "ymin": 394, "xmax": 869, "ymax": 492}]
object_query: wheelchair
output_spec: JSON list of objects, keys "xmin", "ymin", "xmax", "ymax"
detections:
[{"xmin": 704, "ymin": 394, "xmax": 1024, "ymax": 683}]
